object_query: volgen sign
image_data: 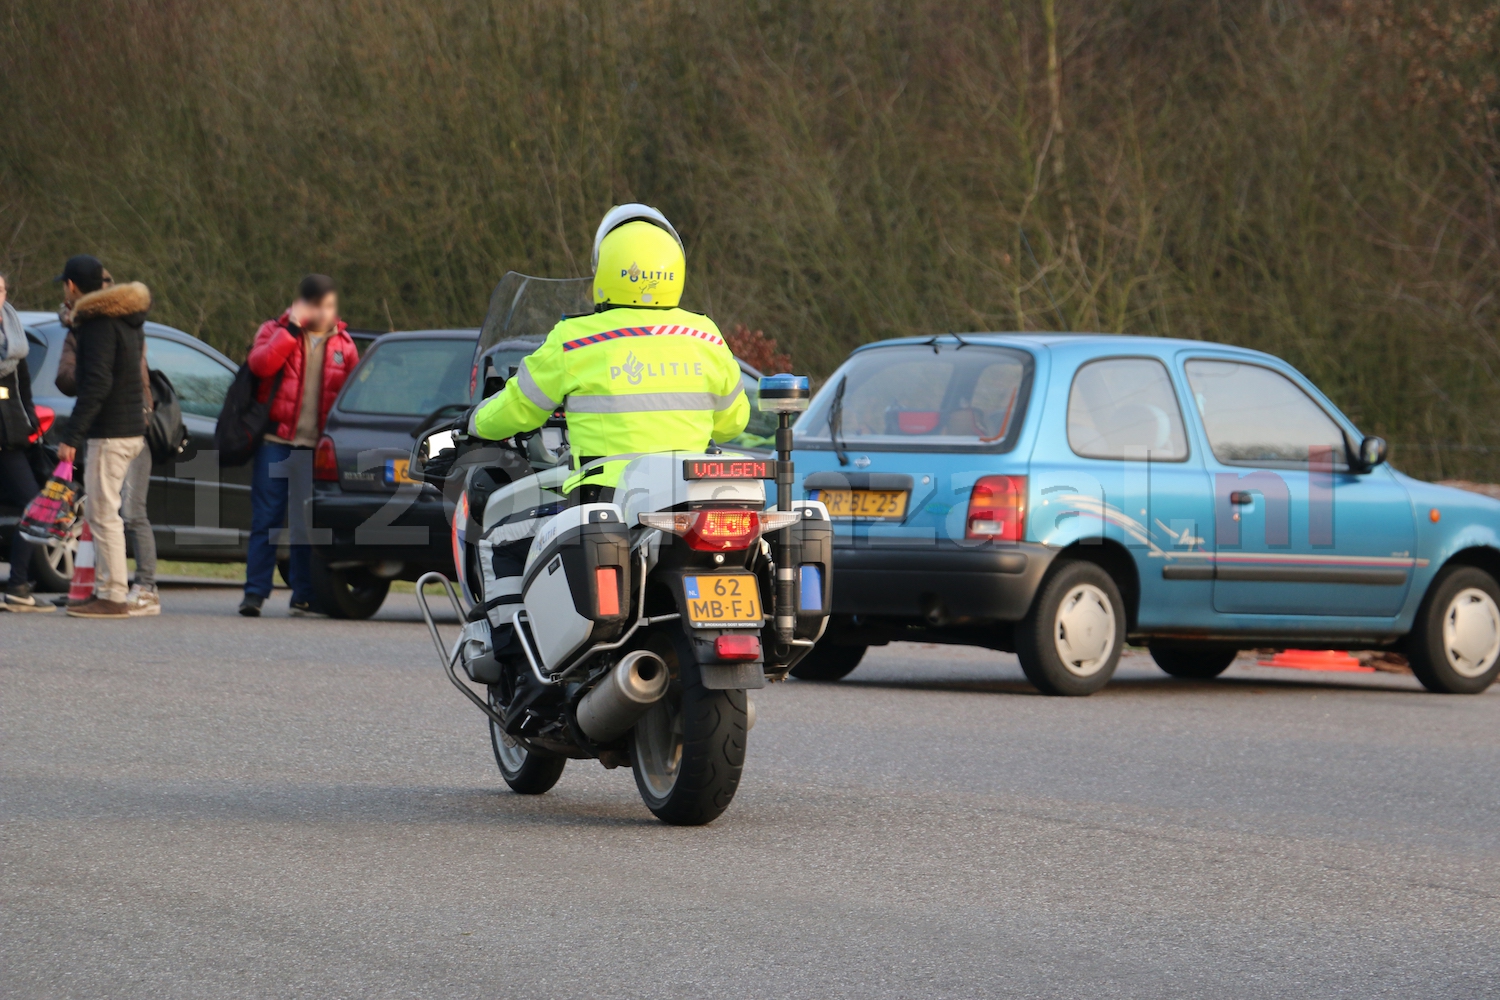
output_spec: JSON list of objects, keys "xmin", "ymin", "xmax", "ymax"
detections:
[{"xmin": 682, "ymin": 459, "xmax": 773, "ymax": 480}]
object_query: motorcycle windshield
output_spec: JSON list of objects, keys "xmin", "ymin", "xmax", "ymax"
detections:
[{"xmin": 475, "ymin": 272, "xmax": 594, "ymax": 359}]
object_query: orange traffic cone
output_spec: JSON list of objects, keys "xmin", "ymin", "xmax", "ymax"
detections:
[
  {"xmin": 67, "ymin": 521, "xmax": 95, "ymax": 605},
  {"xmin": 1258, "ymin": 649, "xmax": 1374, "ymax": 673}
]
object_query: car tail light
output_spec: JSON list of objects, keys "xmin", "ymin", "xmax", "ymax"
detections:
[
  {"xmin": 638, "ymin": 509, "xmax": 802, "ymax": 551},
  {"xmin": 966, "ymin": 475, "xmax": 1026, "ymax": 541},
  {"xmin": 30, "ymin": 404, "xmax": 55, "ymax": 443},
  {"xmin": 714, "ymin": 633, "xmax": 762, "ymax": 661},
  {"xmin": 314, "ymin": 435, "xmax": 339, "ymax": 482},
  {"xmin": 595, "ymin": 566, "xmax": 620, "ymax": 616}
]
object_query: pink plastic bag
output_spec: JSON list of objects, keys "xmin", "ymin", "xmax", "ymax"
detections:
[{"xmin": 18, "ymin": 459, "xmax": 83, "ymax": 544}]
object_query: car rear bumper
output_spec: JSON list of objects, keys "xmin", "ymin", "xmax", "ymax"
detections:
[
  {"xmin": 831, "ymin": 541, "xmax": 1055, "ymax": 625},
  {"xmin": 308, "ymin": 493, "xmax": 454, "ymax": 576}
]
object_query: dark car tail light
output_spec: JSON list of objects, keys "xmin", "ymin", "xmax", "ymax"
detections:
[
  {"xmin": 966, "ymin": 475, "xmax": 1026, "ymax": 541},
  {"xmin": 314, "ymin": 435, "xmax": 339, "ymax": 482},
  {"xmin": 30, "ymin": 404, "xmax": 54, "ymax": 443}
]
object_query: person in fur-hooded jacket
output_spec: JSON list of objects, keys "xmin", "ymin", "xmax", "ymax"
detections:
[{"xmin": 54, "ymin": 255, "xmax": 151, "ymax": 620}]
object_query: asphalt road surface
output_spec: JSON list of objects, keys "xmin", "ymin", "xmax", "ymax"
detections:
[{"xmin": 4, "ymin": 586, "xmax": 1498, "ymax": 998}]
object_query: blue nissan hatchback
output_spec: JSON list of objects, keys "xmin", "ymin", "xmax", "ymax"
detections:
[{"xmin": 788, "ymin": 334, "xmax": 1500, "ymax": 696}]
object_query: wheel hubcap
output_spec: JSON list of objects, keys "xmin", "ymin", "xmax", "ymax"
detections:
[
  {"xmin": 633, "ymin": 695, "xmax": 684, "ymax": 798},
  {"xmin": 1442, "ymin": 588, "xmax": 1500, "ymax": 678},
  {"xmin": 1053, "ymin": 583, "xmax": 1117, "ymax": 677},
  {"xmin": 47, "ymin": 525, "xmax": 80, "ymax": 579}
]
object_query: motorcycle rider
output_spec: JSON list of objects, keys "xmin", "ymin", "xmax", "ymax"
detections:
[{"xmin": 468, "ymin": 205, "xmax": 750, "ymax": 634}]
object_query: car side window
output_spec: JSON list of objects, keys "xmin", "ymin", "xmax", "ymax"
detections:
[
  {"xmin": 1067, "ymin": 357, "xmax": 1189, "ymax": 461},
  {"xmin": 1184, "ymin": 359, "xmax": 1347, "ymax": 468},
  {"xmin": 144, "ymin": 336, "xmax": 236, "ymax": 418},
  {"xmin": 24, "ymin": 332, "xmax": 48, "ymax": 377}
]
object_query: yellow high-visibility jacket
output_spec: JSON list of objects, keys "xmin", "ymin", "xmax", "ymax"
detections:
[{"xmin": 472, "ymin": 306, "xmax": 750, "ymax": 492}]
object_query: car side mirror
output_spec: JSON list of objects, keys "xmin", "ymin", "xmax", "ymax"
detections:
[{"xmin": 1357, "ymin": 435, "xmax": 1387, "ymax": 472}]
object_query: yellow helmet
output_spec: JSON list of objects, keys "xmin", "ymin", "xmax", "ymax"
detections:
[{"xmin": 592, "ymin": 206, "xmax": 686, "ymax": 308}]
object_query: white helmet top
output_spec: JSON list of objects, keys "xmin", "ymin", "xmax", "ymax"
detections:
[{"xmin": 591, "ymin": 204, "xmax": 684, "ymax": 271}]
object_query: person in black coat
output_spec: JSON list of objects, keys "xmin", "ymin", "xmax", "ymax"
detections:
[
  {"xmin": 53, "ymin": 255, "xmax": 151, "ymax": 619},
  {"xmin": 0, "ymin": 272, "xmax": 55, "ymax": 612}
]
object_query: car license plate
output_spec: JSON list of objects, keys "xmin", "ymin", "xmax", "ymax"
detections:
[
  {"xmin": 810, "ymin": 489, "xmax": 908, "ymax": 519},
  {"xmin": 683, "ymin": 574, "xmax": 763, "ymax": 629},
  {"xmin": 385, "ymin": 458, "xmax": 418, "ymax": 485}
]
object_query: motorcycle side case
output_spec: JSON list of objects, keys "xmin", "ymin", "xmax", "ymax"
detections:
[
  {"xmin": 522, "ymin": 504, "xmax": 632, "ymax": 670},
  {"xmin": 786, "ymin": 501, "xmax": 834, "ymax": 639}
]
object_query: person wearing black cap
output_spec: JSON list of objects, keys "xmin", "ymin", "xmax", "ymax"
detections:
[{"xmin": 53, "ymin": 255, "xmax": 154, "ymax": 620}]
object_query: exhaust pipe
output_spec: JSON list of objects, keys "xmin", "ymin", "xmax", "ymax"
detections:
[{"xmin": 576, "ymin": 650, "xmax": 669, "ymax": 743}]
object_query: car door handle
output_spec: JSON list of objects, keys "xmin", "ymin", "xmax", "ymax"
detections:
[{"xmin": 1229, "ymin": 491, "xmax": 1254, "ymax": 505}]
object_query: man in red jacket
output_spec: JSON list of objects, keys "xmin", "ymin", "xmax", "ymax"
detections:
[{"xmin": 239, "ymin": 274, "xmax": 358, "ymax": 617}]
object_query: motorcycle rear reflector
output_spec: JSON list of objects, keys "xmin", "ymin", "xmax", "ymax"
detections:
[
  {"xmin": 714, "ymin": 633, "xmax": 762, "ymax": 661},
  {"xmin": 799, "ymin": 564, "xmax": 823, "ymax": 611},
  {"xmin": 595, "ymin": 567, "xmax": 620, "ymax": 616},
  {"xmin": 639, "ymin": 509, "xmax": 803, "ymax": 551},
  {"xmin": 314, "ymin": 435, "xmax": 339, "ymax": 482},
  {"xmin": 683, "ymin": 458, "xmax": 773, "ymax": 480},
  {"xmin": 966, "ymin": 475, "xmax": 1026, "ymax": 541}
]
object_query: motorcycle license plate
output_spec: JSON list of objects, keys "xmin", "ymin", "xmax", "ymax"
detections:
[
  {"xmin": 385, "ymin": 458, "xmax": 418, "ymax": 485},
  {"xmin": 683, "ymin": 574, "xmax": 763, "ymax": 629},
  {"xmin": 810, "ymin": 489, "xmax": 908, "ymax": 519}
]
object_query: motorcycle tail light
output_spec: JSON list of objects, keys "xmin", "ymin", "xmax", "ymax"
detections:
[
  {"xmin": 639, "ymin": 509, "xmax": 803, "ymax": 551},
  {"xmin": 714, "ymin": 633, "xmax": 762, "ymax": 661},
  {"xmin": 595, "ymin": 566, "xmax": 620, "ymax": 616},
  {"xmin": 314, "ymin": 435, "xmax": 339, "ymax": 482},
  {"xmin": 966, "ymin": 475, "xmax": 1026, "ymax": 541}
]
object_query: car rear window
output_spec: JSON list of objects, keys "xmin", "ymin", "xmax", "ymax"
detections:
[
  {"xmin": 341, "ymin": 339, "xmax": 474, "ymax": 416},
  {"xmin": 797, "ymin": 344, "xmax": 1032, "ymax": 451}
]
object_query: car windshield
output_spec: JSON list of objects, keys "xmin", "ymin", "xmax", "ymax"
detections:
[
  {"xmin": 796, "ymin": 344, "xmax": 1032, "ymax": 451},
  {"xmin": 340, "ymin": 338, "xmax": 474, "ymax": 416}
]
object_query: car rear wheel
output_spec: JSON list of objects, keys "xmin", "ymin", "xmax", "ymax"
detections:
[
  {"xmin": 309, "ymin": 553, "xmax": 391, "ymax": 619},
  {"xmin": 789, "ymin": 643, "xmax": 867, "ymax": 681},
  {"xmin": 1149, "ymin": 641, "xmax": 1238, "ymax": 679},
  {"xmin": 1407, "ymin": 565, "xmax": 1500, "ymax": 694},
  {"xmin": 1016, "ymin": 560, "xmax": 1126, "ymax": 696},
  {"xmin": 30, "ymin": 526, "xmax": 80, "ymax": 593}
]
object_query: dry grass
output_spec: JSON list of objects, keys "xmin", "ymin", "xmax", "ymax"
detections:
[{"xmin": 3, "ymin": 1, "xmax": 1498, "ymax": 477}]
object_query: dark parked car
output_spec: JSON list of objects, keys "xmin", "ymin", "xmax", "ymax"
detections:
[
  {"xmin": 1, "ymin": 310, "xmax": 248, "ymax": 589},
  {"xmin": 308, "ymin": 329, "xmax": 479, "ymax": 617}
]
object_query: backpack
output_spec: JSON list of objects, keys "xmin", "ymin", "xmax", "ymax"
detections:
[
  {"xmin": 213, "ymin": 354, "xmax": 285, "ymax": 467},
  {"xmin": 144, "ymin": 368, "xmax": 189, "ymax": 463}
]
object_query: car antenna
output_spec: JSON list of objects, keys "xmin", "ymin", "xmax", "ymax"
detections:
[{"xmin": 828, "ymin": 375, "xmax": 850, "ymax": 467}]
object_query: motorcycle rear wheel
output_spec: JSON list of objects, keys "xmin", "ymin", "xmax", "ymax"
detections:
[
  {"xmin": 488, "ymin": 688, "xmax": 566, "ymax": 794},
  {"xmin": 632, "ymin": 631, "xmax": 747, "ymax": 826}
]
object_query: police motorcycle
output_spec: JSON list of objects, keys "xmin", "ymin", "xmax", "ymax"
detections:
[{"xmin": 411, "ymin": 273, "xmax": 832, "ymax": 826}]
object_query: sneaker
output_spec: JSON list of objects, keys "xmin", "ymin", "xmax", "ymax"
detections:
[
  {"xmin": 239, "ymin": 594, "xmax": 264, "ymax": 617},
  {"xmin": 2, "ymin": 584, "xmax": 57, "ymax": 613},
  {"xmin": 125, "ymin": 584, "xmax": 161, "ymax": 617},
  {"xmin": 289, "ymin": 600, "xmax": 327, "ymax": 618},
  {"xmin": 65, "ymin": 597, "xmax": 130, "ymax": 619}
]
